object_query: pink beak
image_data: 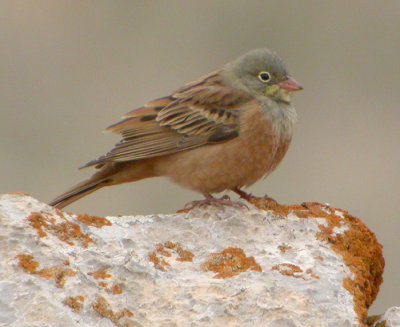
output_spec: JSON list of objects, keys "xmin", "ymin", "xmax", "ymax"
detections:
[{"xmin": 278, "ymin": 76, "xmax": 303, "ymax": 92}]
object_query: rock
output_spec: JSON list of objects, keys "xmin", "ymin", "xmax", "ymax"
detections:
[
  {"xmin": 0, "ymin": 193, "xmax": 385, "ymax": 326},
  {"xmin": 367, "ymin": 307, "xmax": 400, "ymax": 327}
]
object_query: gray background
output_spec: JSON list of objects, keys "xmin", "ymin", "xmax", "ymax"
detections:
[{"xmin": 1, "ymin": 1, "xmax": 399, "ymax": 315}]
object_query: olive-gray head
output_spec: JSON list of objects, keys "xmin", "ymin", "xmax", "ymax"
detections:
[{"xmin": 223, "ymin": 48, "xmax": 302, "ymax": 103}]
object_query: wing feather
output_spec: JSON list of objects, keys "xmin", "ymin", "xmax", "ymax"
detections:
[{"xmin": 82, "ymin": 71, "xmax": 254, "ymax": 168}]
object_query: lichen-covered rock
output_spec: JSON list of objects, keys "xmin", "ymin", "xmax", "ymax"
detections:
[
  {"xmin": 367, "ymin": 307, "xmax": 400, "ymax": 327},
  {"xmin": 0, "ymin": 193, "xmax": 385, "ymax": 326}
]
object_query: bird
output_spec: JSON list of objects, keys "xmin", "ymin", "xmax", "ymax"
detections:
[{"xmin": 49, "ymin": 48, "xmax": 302, "ymax": 209}]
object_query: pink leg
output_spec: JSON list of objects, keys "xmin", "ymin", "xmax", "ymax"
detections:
[
  {"xmin": 184, "ymin": 192, "xmax": 248, "ymax": 210},
  {"xmin": 232, "ymin": 187, "xmax": 278, "ymax": 204}
]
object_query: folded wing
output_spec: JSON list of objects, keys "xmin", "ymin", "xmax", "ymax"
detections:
[{"xmin": 82, "ymin": 71, "xmax": 253, "ymax": 168}]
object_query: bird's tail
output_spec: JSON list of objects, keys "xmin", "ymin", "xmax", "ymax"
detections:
[
  {"xmin": 49, "ymin": 160, "xmax": 155, "ymax": 209},
  {"xmin": 49, "ymin": 177, "xmax": 111, "ymax": 209}
]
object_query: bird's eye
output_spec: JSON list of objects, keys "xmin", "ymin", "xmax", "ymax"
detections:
[{"xmin": 258, "ymin": 71, "xmax": 271, "ymax": 83}]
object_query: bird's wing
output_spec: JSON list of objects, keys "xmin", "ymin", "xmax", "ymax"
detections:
[{"xmin": 82, "ymin": 72, "xmax": 253, "ymax": 168}]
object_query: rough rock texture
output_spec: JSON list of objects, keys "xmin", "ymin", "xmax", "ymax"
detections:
[
  {"xmin": 367, "ymin": 307, "xmax": 400, "ymax": 327},
  {"xmin": 377, "ymin": 307, "xmax": 400, "ymax": 326},
  {"xmin": 0, "ymin": 193, "xmax": 386, "ymax": 327}
]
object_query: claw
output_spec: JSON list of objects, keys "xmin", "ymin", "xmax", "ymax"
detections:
[
  {"xmin": 232, "ymin": 187, "xmax": 278, "ymax": 204},
  {"xmin": 183, "ymin": 192, "xmax": 248, "ymax": 211}
]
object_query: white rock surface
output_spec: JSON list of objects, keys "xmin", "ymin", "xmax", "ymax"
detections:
[
  {"xmin": 0, "ymin": 194, "xmax": 385, "ymax": 326},
  {"xmin": 373, "ymin": 307, "xmax": 400, "ymax": 327}
]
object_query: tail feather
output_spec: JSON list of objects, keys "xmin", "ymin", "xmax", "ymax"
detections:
[
  {"xmin": 49, "ymin": 160, "xmax": 154, "ymax": 209},
  {"xmin": 49, "ymin": 177, "xmax": 111, "ymax": 209}
]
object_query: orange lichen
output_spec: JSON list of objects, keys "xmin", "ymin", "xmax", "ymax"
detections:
[
  {"xmin": 164, "ymin": 241, "xmax": 194, "ymax": 262},
  {"xmin": 39, "ymin": 265, "xmax": 77, "ymax": 288},
  {"xmin": 316, "ymin": 209, "xmax": 384, "ymax": 325},
  {"xmin": 16, "ymin": 254, "xmax": 39, "ymax": 273},
  {"xmin": 249, "ymin": 197, "xmax": 384, "ymax": 325},
  {"xmin": 27, "ymin": 212, "xmax": 95, "ymax": 248},
  {"xmin": 249, "ymin": 198, "xmax": 338, "ymax": 221},
  {"xmin": 27, "ymin": 213, "xmax": 49, "ymax": 238},
  {"xmin": 148, "ymin": 241, "xmax": 194, "ymax": 271},
  {"xmin": 306, "ymin": 268, "xmax": 320, "ymax": 280},
  {"xmin": 201, "ymin": 247, "xmax": 262, "ymax": 279},
  {"xmin": 16, "ymin": 254, "xmax": 76, "ymax": 288},
  {"xmin": 365, "ymin": 315, "xmax": 384, "ymax": 327},
  {"xmin": 155, "ymin": 243, "xmax": 172, "ymax": 257},
  {"xmin": 92, "ymin": 296, "xmax": 114, "ymax": 320},
  {"xmin": 278, "ymin": 244, "xmax": 292, "ymax": 253},
  {"xmin": 272, "ymin": 263, "xmax": 303, "ymax": 278},
  {"xmin": 87, "ymin": 269, "xmax": 124, "ymax": 294},
  {"xmin": 64, "ymin": 296, "xmax": 85, "ymax": 313},
  {"xmin": 148, "ymin": 251, "xmax": 170, "ymax": 271},
  {"xmin": 98, "ymin": 281, "xmax": 108, "ymax": 288},
  {"xmin": 88, "ymin": 268, "xmax": 112, "ymax": 280},
  {"xmin": 92, "ymin": 296, "xmax": 133, "ymax": 326},
  {"xmin": 110, "ymin": 283, "xmax": 123, "ymax": 295},
  {"xmin": 76, "ymin": 214, "xmax": 112, "ymax": 228}
]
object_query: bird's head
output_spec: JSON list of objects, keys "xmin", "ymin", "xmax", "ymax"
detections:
[{"xmin": 224, "ymin": 48, "xmax": 302, "ymax": 104}]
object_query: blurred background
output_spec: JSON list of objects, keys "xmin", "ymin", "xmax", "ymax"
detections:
[{"xmin": 1, "ymin": 1, "xmax": 399, "ymax": 315}]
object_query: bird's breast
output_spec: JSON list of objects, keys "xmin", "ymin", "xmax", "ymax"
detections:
[{"xmin": 153, "ymin": 100, "xmax": 296, "ymax": 193}]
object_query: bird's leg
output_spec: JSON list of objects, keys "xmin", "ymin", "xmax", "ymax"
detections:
[
  {"xmin": 232, "ymin": 187, "xmax": 254, "ymax": 201},
  {"xmin": 183, "ymin": 192, "xmax": 248, "ymax": 210},
  {"xmin": 232, "ymin": 187, "xmax": 278, "ymax": 204}
]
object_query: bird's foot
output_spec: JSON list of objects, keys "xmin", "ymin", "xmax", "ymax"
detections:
[
  {"xmin": 232, "ymin": 188, "xmax": 254, "ymax": 201},
  {"xmin": 232, "ymin": 188, "xmax": 278, "ymax": 204},
  {"xmin": 183, "ymin": 193, "xmax": 248, "ymax": 211}
]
